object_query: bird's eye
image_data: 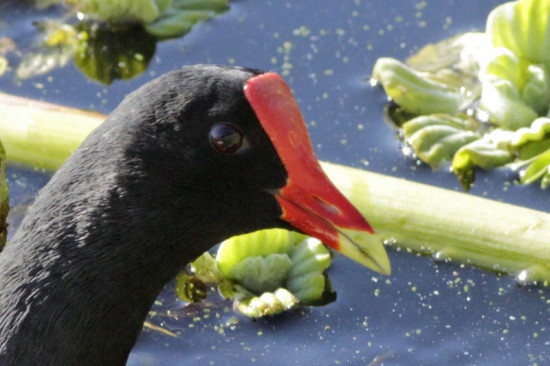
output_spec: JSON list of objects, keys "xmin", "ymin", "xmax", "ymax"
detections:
[{"xmin": 209, "ymin": 123, "xmax": 243, "ymax": 154}]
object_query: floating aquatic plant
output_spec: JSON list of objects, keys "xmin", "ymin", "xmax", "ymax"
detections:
[
  {"xmin": 176, "ymin": 228, "xmax": 335, "ymax": 317},
  {"xmin": 372, "ymin": 0, "xmax": 550, "ymax": 190}
]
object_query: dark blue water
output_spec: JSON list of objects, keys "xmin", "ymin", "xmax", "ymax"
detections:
[{"xmin": 1, "ymin": 1, "xmax": 548, "ymax": 365}]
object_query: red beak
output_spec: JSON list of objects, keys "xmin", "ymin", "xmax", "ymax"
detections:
[{"xmin": 244, "ymin": 73, "xmax": 390, "ymax": 275}]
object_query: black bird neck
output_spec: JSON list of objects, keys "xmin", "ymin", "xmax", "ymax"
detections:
[
  {"xmin": 0, "ymin": 154, "xmax": 203, "ymax": 365},
  {"xmin": 0, "ymin": 112, "xmax": 222, "ymax": 365}
]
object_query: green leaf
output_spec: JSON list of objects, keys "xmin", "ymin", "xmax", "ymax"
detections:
[
  {"xmin": 406, "ymin": 32, "xmax": 485, "ymax": 74},
  {"xmin": 511, "ymin": 117, "xmax": 550, "ymax": 160},
  {"xmin": 372, "ymin": 57, "xmax": 476, "ymax": 115},
  {"xmin": 479, "ymin": 79, "xmax": 538, "ymax": 130},
  {"xmin": 146, "ymin": 10, "xmax": 213, "ymax": 38},
  {"xmin": 216, "ymin": 228, "xmax": 299, "ymax": 279},
  {"xmin": 478, "ymin": 1, "xmax": 550, "ymax": 128},
  {"xmin": 511, "ymin": 117, "xmax": 550, "ymax": 151},
  {"xmin": 452, "ymin": 130, "xmax": 515, "ymax": 190},
  {"xmin": 172, "ymin": 0, "xmax": 228, "ymax": 12},
  {"xmin": 74, "ymin": 0, "xmax": 170, "ymax": 23},
  {"xmin": 403, "ymin": 114, "xmax": 479, "ymax": 169},
  {"xmin": 213, "ymin": 229, "xmax": 335, "ymax": 314},
  {"xmin": 478, "ymin": 48, "xmax": 538, "ymax": 129},
  {"xmin": 522, "ymin": 63, "xmax": 550, "ymax": 115},
  {"xmin": 482, "ymin": 47, "xmax": 526, "ymax": 88},
  {"xmin": 373, "ymin": 0, "xmax": 550, "ymax": 188},
  {"xmin": 517, "ymin": 149, "xmax": 550, "ymax": 187},
  {"xmin": 146, "ymin": 0, "xmax": 228, "ymax": 39},
  {"xmin": 190, "ymin": 251, "xmax": 223, "ymax": 284},
  {"xmin": 287, "ymin": 238, "xmax": 331, "ymax": 303},
  {"xmin": 71, "ymin": 0, "xmax": 228, "ymax": 39},
  {"xmin": 230, "ymin": 254, "xmax": 292, "ymax": 294},
  {"xmin": 509, "ymin": 117, "xmax": 550, "ymax": 188},
  {"xmin": 487, "ymin": 0, "xmax": 550, "ymax": 63}
]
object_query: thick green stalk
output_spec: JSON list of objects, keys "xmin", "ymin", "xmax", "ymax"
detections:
[
  {"xmin": 1, "ymin": 93, "xmax": 549, "ymax": 281},
  {"xmin": 0, "ymin": 92, "xmax": 104, "ymax": 170},
  {"xmin": 321, "ymin": 162, "xmax": 550, "ymax": 282}
]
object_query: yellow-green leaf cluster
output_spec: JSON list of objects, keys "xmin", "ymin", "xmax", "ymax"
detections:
[
  {"xmin": 372, "ymin": 0, "xmax": 550, "ymax": 189},
  {"xmin": 179, "ymin": 229, "xmax": 335, "ymax": 318}
]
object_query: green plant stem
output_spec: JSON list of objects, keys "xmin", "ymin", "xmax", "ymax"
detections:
[
  {"xmin": 0, "ymin": 92, "xmax": 104, "ymax": 170},
  {"xmin": 321, "ymin": 162, "xmax": 550, "ymax": 282},
  {"xmin": 1, "ymin": 93, "xmax": 549, "ymax": 281}
]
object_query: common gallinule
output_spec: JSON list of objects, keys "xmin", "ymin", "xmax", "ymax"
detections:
[{"xmin": 0, "ymin": 65, "xmax": 389, "ymax": 365}]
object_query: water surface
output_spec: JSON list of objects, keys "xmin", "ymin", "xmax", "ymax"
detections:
[{"xmin": 1, "ymin": 1, "xmax": 548, "ymax": 365}]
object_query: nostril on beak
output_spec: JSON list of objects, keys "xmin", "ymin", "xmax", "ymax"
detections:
[{"xmin": 314, "ymin": 197, "xmax": 341, "ymax": 216}]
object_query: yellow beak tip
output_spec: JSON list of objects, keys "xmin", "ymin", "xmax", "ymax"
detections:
[{"xmin": 337, "ymin": 229, "xmax": 391, "ymax": 275}]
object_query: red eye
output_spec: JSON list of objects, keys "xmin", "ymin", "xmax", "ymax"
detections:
[{"xmin": 209, "ymin": 123, "xmax": 243, "ymax": 154}]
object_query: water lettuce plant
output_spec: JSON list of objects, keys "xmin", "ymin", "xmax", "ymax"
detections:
[
  {"xmin": 176, "ymin": 229, "xmax": 335, "ymax": 317},
  {"xmin": 372, "ymin": 0, "xmax": 550, "ymax": 190}
]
